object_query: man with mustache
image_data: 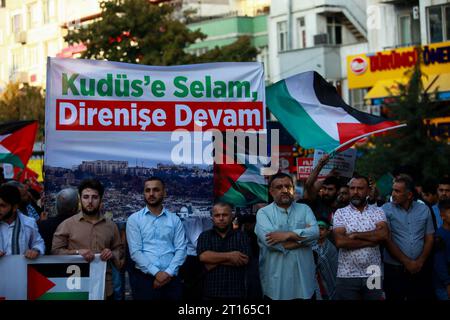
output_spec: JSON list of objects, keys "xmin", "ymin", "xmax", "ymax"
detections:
[
  {"xmin": 255, "ymin": 173, "xmax": 319, "ymax": 300},
  {"xmin": 126, "ymin": 177, "xmax": 187, "ymax": 300},
  {"xmin": 196, "ymin": 201, "xmax": 251, "ymax": 300},
  {"xmin": 333, "ymin": 176, "xmax": 388, "ymax": 300},
  {"xmin": 382, "ymin": 174, "xmax": 435, "ymax": 300},
  {"xmin": 0, "ymin": 184, "xmax": 44, "ymax": 259},
  {"xmin": 52, "ymin": 179, "xmax": 124, "ymax": 300},
  {"xmin": 432, "ymin": 177, "xmax": 450, "ymax": 229}
]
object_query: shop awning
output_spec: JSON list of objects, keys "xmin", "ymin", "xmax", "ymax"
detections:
[
  {"xmin": 425, "ymin": 73, "xmax": 450, "ymax": 93},
  {"xmin": 365, "ymin": 74, "xmax": 450, "ymax": 103},
  {"xmin": 364, "ymin": 78, "xmax": 407, "ymax": 100}
]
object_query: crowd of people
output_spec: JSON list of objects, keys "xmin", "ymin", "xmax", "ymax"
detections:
[{"xmin": 1, "ymin": 157, "xmax": 449, "ymax": 301}]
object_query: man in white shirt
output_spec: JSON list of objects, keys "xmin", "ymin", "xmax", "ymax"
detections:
[
  {"xmin": 333, "ymin": 176, "xmax": 389, "ymax": 300},
  {"xmin": 0, "ymin": 184, "xmax": 44, "ymax": 258}
]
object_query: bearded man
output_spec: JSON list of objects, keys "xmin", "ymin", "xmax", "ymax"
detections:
[
  {"xmin": 126, "ymin": 177, "xmax": 187, "ymax": 300},
  {"xmin": 332, "ymin": 175, "xmax": 389, "ymax": 300},
  {"xmin": 52, "ymin": 179, "xmax": 124, "ymax": 300}
]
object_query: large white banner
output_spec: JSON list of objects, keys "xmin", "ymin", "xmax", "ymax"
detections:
[
  {"xmin": 0, "ymin": 255, "xmax": 106, "ymax": 300},
  {"xmin": 44, "ymin": 58, "xmax": 265, "ymax": 217}
]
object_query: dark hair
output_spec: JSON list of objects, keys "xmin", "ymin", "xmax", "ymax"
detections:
[
  {"xmin": 438, "ymin": 177, "xmax": 450, "ymax": 186},
  {"xmin": 212, "ymin": 200, "xmax": 234, "ymax": 212},
  {"xmin": 144, "ymin": 176, "xmax": 165, "ymax": 189},
  {"xmin": 350, "ymin": 175, "xmax": 370, "ymax": 187},
  {"xmin": 4, "ymin": 180, "xmax": 25, "ymax": 190},
  {"xmin": 0, "ymin": 185, "xmax": 21, "ymax": 206},
  {"xmin": 438, "ymin": 199, "xmax": 450, "ymax": 212},
  {"xmin": 323, "ymin": 176, "xmax": 340, "ymax": 189},
  {"xmin": 394, "ymin": 174, "xmax": 415, "ymax": 193},
  {"xmin": 269, "ymin": 172, "xmax": 293, "ymax": 188},
  {"xmin": 78, "ymin": 179, "xmax": 104, "ymax": 198},
  {"xmin": 422, "ymin": 180, "xmax": 438, "ymax": 195}
]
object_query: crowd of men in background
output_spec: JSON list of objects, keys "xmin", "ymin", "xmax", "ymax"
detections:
[{"xmin": 1, "ymin": 158, "xmax": 449, "ymax": 301}]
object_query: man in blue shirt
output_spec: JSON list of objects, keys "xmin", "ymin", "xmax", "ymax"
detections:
[
  {"xmin": 255, "ymin": 172, "xmax": 319, "ymax": 300},
  {"xmin": 126, "ymin": 177, "xmax": 187, "ymax": 300},
  {"xmin": 432, "ymin": 177, "xmax": 450, "ymax": 229},
  {"xmin": 433, "ymin": 199, "xmax": 450, "ymax": 300},
  {"xmin": 383, "ymin": 174, "xmax": 435, "ymax": 300}
]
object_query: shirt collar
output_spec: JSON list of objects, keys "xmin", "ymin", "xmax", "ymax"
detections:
[
  {"xmin": 394, "ymin": 200, "xmax": 415, "ymax": 212},
  {"xmin": 143, "ymin": 206, "xmax": 168, "ymax": 217},
  {"xmin": 349, "ymin": 203, "xmax": 370, "ymax": 213},
  {"xmin": 77, "ymin": 212, "xmax": 106, "ymax": 223},
  {"xmin": 274, "ymin": 202, "xmax": 294, "ymax": 214}
]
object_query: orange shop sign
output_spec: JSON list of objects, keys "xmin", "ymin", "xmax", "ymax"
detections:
[{"xmin": 347, "ymin": 41, "xmax": 450, "ymax": 89}]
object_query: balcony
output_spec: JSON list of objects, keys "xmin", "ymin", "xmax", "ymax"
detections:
[{"xmin": 277, "ymin": 45, "xmax": 342, "ymax": 81}]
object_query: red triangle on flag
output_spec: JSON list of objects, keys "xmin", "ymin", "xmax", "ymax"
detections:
[
  {"xmin": 27, "ymin": 265, "xmax": 56, "ymax": 300},
  {"xmin": 1, "ymin": 121, "xmax": 37, "ymax": 168}
]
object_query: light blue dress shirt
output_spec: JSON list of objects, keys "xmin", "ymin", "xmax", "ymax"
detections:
[
  {"xmin": 382, "ymin": 201, "xmax": 435, "ymax": 265},
  {"xmin": 255, "ymin": 202, "xmax": 319, "ymax": 300},
  {"xmin": 126, "ymin": 206, "xmax": 187, "ymax": 277}
]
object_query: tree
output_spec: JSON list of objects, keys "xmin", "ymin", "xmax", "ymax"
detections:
[
  {"xmin": 65, "ymin": 0, "xmax": 257, "ymax": 65},
  {"xmin": 0, "ymin": 82, "xmax": 45, "ymax": 141},
  {"xmin": 356, "ymin": 48, "xmax": 450, "ymax": 183}
]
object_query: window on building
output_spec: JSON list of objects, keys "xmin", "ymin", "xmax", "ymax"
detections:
[
  {"xmin": 428, "ymin": 4, "xmax": 450, "ymax": 43},
  {"xmin": 29, "ymin": 45, "xmax": 39, "ymax": 67},
  {"xmin": 277, "ymin": 21, "xmax": 287, "ymax": 52},
  {"xmin": 349, "ymin": 88, "xmax": 368, "ymax": 111},
  {"xmin": 399, "ymin": 15, "xmax": 412, "ymax": 46},
  {"xmin": 327, "ymin": 16, "xmax": 342, "ymax": 45},
  {"xmin": 192, "ymin": 47, "xmax": 208, "ymax": 57},
  {"xmin": 11, "ymin": 14, "xmax": 22, "ymax": 35},
  {"xmin": 12, "ymin": 49, "xmax": 24, "ymax": 72},
  {"xmin": 28, "ymin": 2, "xmax": 41, "ymax": 28},
  {"xmin": 43, "ymin": 0, "xmax": 57, "ymax": 23},
  {"xmin": 297, "ymin": 17, "xmax": 306, "ymax": 49}
]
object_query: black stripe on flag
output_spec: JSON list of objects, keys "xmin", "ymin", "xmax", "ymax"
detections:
[
  {"xmin": 312, "ymin": 71, "xmax": 388, "ymax": 125},
  {"xmin": 29, "ymin": 263, "xmax": 90, "ymax": 278},
  {"xmin": 0, "ymin": 120, "xmax": 36, "ymax": 136}
]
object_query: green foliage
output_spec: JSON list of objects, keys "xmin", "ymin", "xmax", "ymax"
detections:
[
  {"xmin": 0, "ymin": 82, "xmax": 45, "ymax": 141},
  {"xmin": 357, "ymin": 48, "xmax": 450, "ymax": 183},
  {"xmin": 65, "ymin": 0, "xmax": 257, "ymax": 65}
]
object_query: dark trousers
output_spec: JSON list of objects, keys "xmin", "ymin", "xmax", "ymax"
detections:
[
  {"xmin": 335, "ymin": 277, "xmax": 384, "ymax": 300},
  {"xmin": 133, "ymin": 269, "xmax": 183, "ymax": 301},
  {"xmin": 383, "ymin": 262, "xmax": 434, "ymax": 300},
  {"xmin": 178, "ymin": 255, "xmax": 204, "ymax": 301}
]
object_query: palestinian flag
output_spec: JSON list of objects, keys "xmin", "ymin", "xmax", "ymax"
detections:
[
  {"xmin": 214, "ymin": 135, "xmax": 268, "ymax": 207},
  {"xmin": 0, "ymin": 120, "xmax": 38, "ymax": 168},
  {"xmin": 27, "ymin": 263, "xmax": 90, "ymax": 300},
  {"xmin": 266, "ymin": 71, "xmax": 405, "ymax": 153}
]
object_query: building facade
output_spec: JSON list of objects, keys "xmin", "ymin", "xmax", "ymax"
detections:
[{"xmin": 0, "ymin": 0, "xmax": 101, "ymax": 90}]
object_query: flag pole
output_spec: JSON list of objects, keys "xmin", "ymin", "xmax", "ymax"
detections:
[{"xmin": 330, "ymin": 123, "xmax": 407, "ymax": 155}]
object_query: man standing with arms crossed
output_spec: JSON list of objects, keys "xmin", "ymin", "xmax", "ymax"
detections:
[
  {"xmin": 255, "ymin": 173, "xmax": 319, "ymax": 300},
  {"xmin": 333, "ymin": 176, "xmax": 388, "ymax": 300}
]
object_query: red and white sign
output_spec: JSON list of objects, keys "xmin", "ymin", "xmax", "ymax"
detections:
[
  {"xmin": 350, "ymin": 57, "xmax": 367, "ymax": 75},
  {"xmin": 55, "ymin": 99, "xmax": 264, "ymax": 131},
  {"xmin": 297, "ymin": 157, "xmax": 313, "ymax": 180}
]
